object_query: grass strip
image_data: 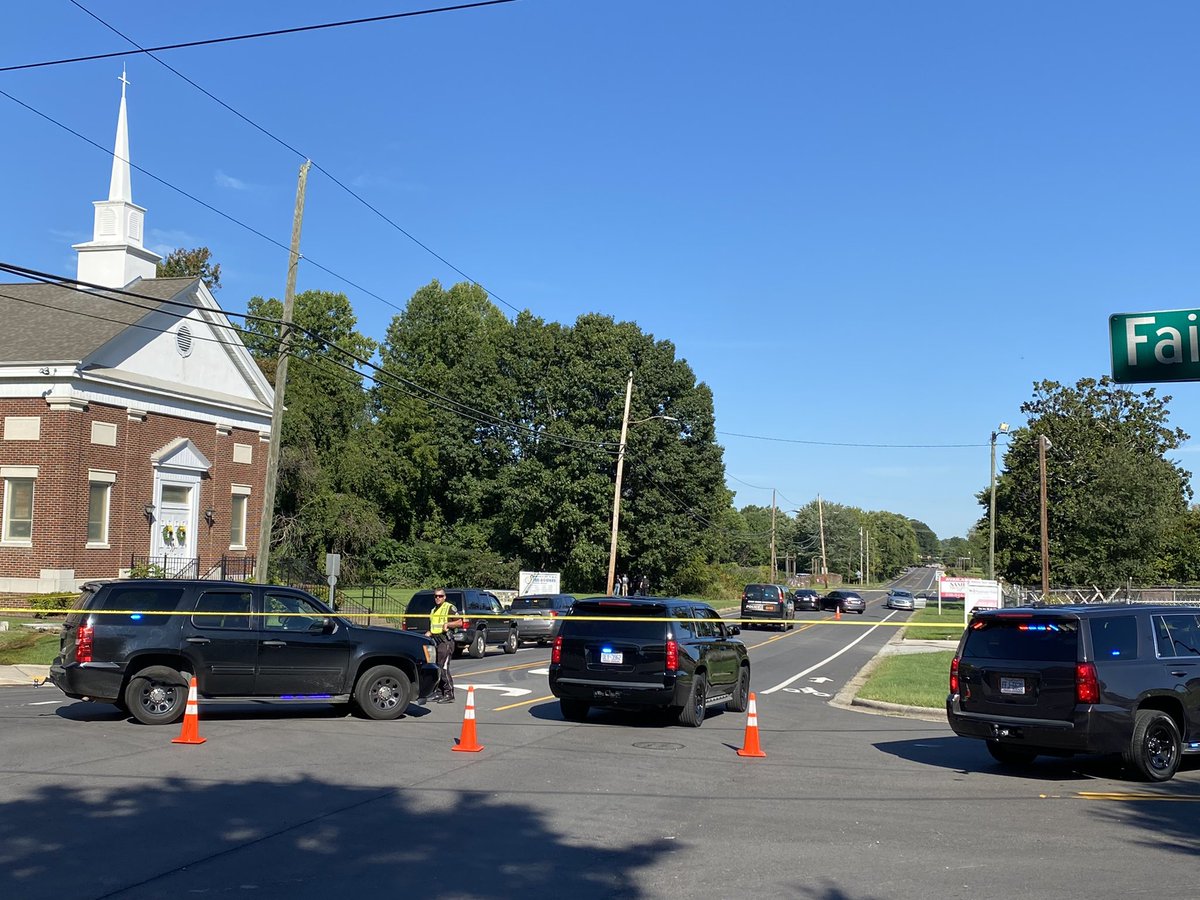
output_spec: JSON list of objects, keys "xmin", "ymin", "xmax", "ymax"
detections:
[
  {"xmin": 903, "ymin": 605, "xmax": 966, "ymax": 641},
  {"xmin": 0, "ymin": 619, "xmax": 60, "ymax": 665},
  {"xmin": 857, "ymin": 650, "xmax": 955, "ymax": 709}
]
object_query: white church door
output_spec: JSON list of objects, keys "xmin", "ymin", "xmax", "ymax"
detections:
[{"xmin": 149, "ymin": 439, "xmax": 212, "ymax": 577}]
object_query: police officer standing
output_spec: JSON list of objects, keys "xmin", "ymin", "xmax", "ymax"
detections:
[{"xmin": 425, "ymin": 589, "xmax": 463, "ymax": 703}]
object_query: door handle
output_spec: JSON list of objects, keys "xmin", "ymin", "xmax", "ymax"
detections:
[
  {"xmin": 1171, "ymin": 671, "xmax": 1189, "ymax": 677},
  {"xmin": 262, "ymin": 640, "xmax": 287, "ymax": 647},
  {"xmin": 186, "ymin": 637, "xmax": 210, "ymax": 645}
]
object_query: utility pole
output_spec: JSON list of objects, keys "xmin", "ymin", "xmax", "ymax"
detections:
[
  {"xmin": 606, "ymin": 372, "xmax": 634, "ymax": 595},
  {"xmin": 818, "ymin": 494, "xmax": 828, "ymax": 588},
  {"xmin": 1039, "ymin": 434, "xmax": 1052, "ymax": 596},
  {"xmin": 256, "ymin": 159, "xmax": 310, "ymax": 583},
  {"xmin": 989, "ymin": 422, "xmax": 1008, "ymax": 581},
  {"xmin": 865, "ymin": 528, "xmax": 870, "ymax": 585},
  {"xmin": 859, "ymin": 526, "xmax": 864, "ymax": 585},
  {"xmin": 769, "ymin": 489, "xmax": 777, "ymax": 581}
]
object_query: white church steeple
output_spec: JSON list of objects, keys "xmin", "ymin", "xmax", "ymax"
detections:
[{"xmin": 74, "ymin": 67, "xmax": 161, "ymax": 288}]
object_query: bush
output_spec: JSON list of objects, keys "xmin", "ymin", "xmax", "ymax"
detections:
[
  {"xmin": 26, "ymin": 592, "xmax": 78, "ymax": 618},
  {"xmin": 130, "ymin": 562, "xmax": 165, "ymax": 579}
]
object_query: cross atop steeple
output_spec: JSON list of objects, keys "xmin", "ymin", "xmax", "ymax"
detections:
[{"xmin": 118, "ymin": 64, "xmax": 130, "ymax": 98}]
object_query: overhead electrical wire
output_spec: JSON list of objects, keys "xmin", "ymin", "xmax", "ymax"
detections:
[
  {"xmin": 717, "ymin": 429, "xmax": 989, "ymax": 449},
  {"xmin": 0, "ymin": 1, "xmax": 518, "ymax": 73},
  {"xmin": 0, "ymin": 264, "xmax": 619, "ymax": 453},
  {"xmin": 65, "ymin": 0, "xmax": 524, "ymax": 315}
]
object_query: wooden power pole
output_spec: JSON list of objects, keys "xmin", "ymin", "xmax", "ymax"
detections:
[
  {"xmin": 1039, "ymin": 434, "xmax": 1052, "ymax": 596},
  {"xmin": 256, "ymin": 159, "xmax": 311, "ymax": 583},
  {"xmin": 606, "ymin": 372, "xmax": 634, "ymax": 595},
  {"xmin": 769, "ymin": 489, "xmax": 777, "ymax": 581},
  {"xmin": 818, "ymin": 493, "xmax": 828, "ymax": 588}
]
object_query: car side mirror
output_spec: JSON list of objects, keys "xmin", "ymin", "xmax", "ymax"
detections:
[
  {"xmin": 308, "ymin": 617, "xmax": 335, "ymax": 634},
  {"xmin": 727, "ymin": 624, "xmax": 741, "ymax": 636}
]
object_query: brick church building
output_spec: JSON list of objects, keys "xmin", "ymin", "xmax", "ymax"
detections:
[{"xmin": 0, "ymin": 75, "xmax": 273, "ymax": 593}]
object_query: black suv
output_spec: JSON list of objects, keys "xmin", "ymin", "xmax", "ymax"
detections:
[
  {"xmin": 947, "ymin": 605, "xmax": 1200, "ymax": 782},
  {"xmin": 548, "ymin": 597, "xmax": 750, "ymax": 727},
  {"xmin": 50, "ymin": 580, "xmax": 440, "ymax": 725},
  {"xmin": 402, "ymin": 588, "xmax": 519, "ymax": 658},
  {"xmin": 740, "ymin": 583, "xmax": 795, "ymax": 630}
]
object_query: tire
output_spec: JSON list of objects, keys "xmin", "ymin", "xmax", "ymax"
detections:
[
  {"xmin": 560, "ymin": 699, "xmax": 589, "ymax": 722},
  {"xmin": 986, "ymin": 740, "xmax": 1039, "ymax": 766},
  {"xmin": 502, "ymin": 629, "xmax": 519, "ymax": 655},
  {"xmin": 452, "ymin": 643, "xmax": 466, "ymax": 659},
  {"xmin": 353, "ymin": 665, "xmax": 412, "ymax": 721},
  {"xmin": 125, "ymin": 665, "xmax": 189, "ymax": 726},
  {"xmin": 727, "ymin": 666, "xmax": 750, "ymax": 713},
  {"xmin": 677, "ymin": 673, "xmax": 707, "ymax": 727},
  {"xmin": 468, "ymin": 630, "xmax": 487, "ymax": 659},
  {"xmin": 857, "ymin": 610, "xmax": 865, "ymax": 615},
  {"xmin": 1124, "ymin": 709, "xmax": 1182, "ymax": 782}
]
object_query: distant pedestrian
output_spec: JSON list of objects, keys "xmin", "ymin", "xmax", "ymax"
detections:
[
  {"xmin": 619, "ymin": 574, "xmax": 629, "ymax": 597},
  {"xmin": 640, "ymin": 575, "xmax": 650, "ymax": 595},
  {"xmin": 424, "ymin": 588, "xmax": 462, "ymax": 703}
]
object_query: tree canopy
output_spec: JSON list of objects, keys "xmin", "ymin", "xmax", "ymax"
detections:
[{"xmin": 157, "ymin": 246, "xmax": 222, "ymax": 292}]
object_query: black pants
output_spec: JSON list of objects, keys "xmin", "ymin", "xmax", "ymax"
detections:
[{"xmin": 435, "ymin": 639, "xmax": 455, "ymax": 697}]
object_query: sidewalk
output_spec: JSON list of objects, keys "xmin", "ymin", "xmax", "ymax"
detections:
[{"xmin": 0, "ymin": 664, "xmax": 50, "ymax": 686}]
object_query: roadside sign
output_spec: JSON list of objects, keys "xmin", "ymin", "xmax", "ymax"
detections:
[
  {"xmin": 325, "ymin": 553, "xmax": 341, "ymax": 578},
  {"xmin": 1111, "ymin": 309, "xmax": 1200, "ymax": 384}
]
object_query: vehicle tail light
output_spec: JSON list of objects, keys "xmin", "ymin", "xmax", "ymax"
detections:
[
  {"xmin": 666, "ymin": 639, "xmax": 679, "ymax": 672},
  {"xmin": 76, "ymin": 625, "xmax": 94, "ymax": 664},
  {"xmin": 949, "ymin": 655, "xmax": 959, "ymax": 694},
  {"xmin": 551, "ymin": 635, "xmax": 563, "ymax": 664},
  {"xmin": 1076, "ymin": 662, "xmax": 1099, "ymax": 704},
  {"xmin": 461, "ymin": 618, "xmax": 470, "ymax": 630},
  {"xmin": 549, "ymin": 610, "xmax": 558, "ymax": 618},
  {"xmin": 401, "ymin": 617, "xmax": 407, "ymax": 630}
]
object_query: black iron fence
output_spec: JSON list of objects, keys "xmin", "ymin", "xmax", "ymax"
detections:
[{"xmin": 128, "ymin": 555, "xmax": 255, "ymax": 582}]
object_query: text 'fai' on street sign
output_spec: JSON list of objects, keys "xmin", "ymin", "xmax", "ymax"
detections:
[{"xmin": 1111, "ymin": 310, "xmax": 1200, "ymax": 384}]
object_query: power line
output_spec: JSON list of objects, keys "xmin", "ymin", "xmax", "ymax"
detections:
[
  {"xmin": 717, "ymin": 429, "xmax": 989, "ymax": 449},
  {"xmin": 0, "ymin": 1, "xmax": 518, "ymax": 73},
  {"xmin": 0, "ymin": 264, "xmax": 619, "ymax": 453},
  {"xmin": 66, "ymin": 0, "xmax": 524, "ymax": 315},
  {"xmin": 0, "ymin": 87, "xmax": 406, "ymax": 314}
]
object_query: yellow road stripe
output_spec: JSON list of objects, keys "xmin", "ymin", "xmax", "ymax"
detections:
[
  {"xmin": 458, "ymin": 659, "xmax": 545, "ymax": 676},
  {"xmin": 1076, "ymin": 791, "xmax": 1200, "ymax": 802},
  {"xmin": 493, "ymin": 694, "xmax": 555, "ymax": 712}
]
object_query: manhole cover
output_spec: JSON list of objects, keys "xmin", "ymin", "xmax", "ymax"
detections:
[{"xmin": 632, "ymin": 741, "xmax": 685, "ymax": 751}]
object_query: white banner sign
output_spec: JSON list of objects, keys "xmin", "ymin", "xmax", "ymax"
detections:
[{"xmin": 519, "ymin": 571, "xmax": 561, "ymax": 595}]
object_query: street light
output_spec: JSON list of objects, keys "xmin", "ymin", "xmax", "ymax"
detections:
[
  {"xmin": 605, "ymin": 371, "xmax": 679, "ymax": 594},
  {"xmin": 988, "ymin": 422, "xmax": 1009, "ymax": 581}
]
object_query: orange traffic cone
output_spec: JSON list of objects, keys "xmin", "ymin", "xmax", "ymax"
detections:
[
  {"xmin": 834, "ymin": 606, "xmax": 842, "ymax": 621},
  {"xmin": 171, "ymin": 677, "xmax": 206, "ymax": 745},
  {"xmin": 736, "ymin": 692, "xmax": 767, "ymax": 758},
  {"xmin": 452, "ymin": 685, "xmax": 484, "ymax": 753}
]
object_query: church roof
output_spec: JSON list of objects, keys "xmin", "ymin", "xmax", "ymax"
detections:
[{"xmin": 0, "ymin": 277, "xmax": 198, "ymax": 364}]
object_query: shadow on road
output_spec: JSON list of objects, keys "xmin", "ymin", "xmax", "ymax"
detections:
[
  {"xmin": 528, "ymin": 700, "xmax": 732, "ymax": 729},
  {"xmin": 54, "ymin": 699, "xmax": 433, "ymax": 723},
  {"xmin": 0, "ymin": 774, "xmax": 675, "ymax": 900}
]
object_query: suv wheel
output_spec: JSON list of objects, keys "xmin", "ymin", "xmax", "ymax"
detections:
[
  {"xmin": 678, "ymin": 673, "xmax": 707, "ymax": 728},
  {"xmin": 1125, "ymin": 709, "xmax": 1181, "ymax": 782},
  {"xmin": 502, "ymin": 629, "xmax": 519, "ymax": 655},
  {"xmin": 986, "ymin": 740, "xmax": 1038, "ymax": 767},
  {"xmin": 125, "ymin": 665, "xmax": 189, "ymax": 726},
  {"xmin": 354, "ymin": 665, "xmax": 412, "ymax": 720},
  {"xmin": 727, "ymin": 666, "xmax": 750, "ymax": 713},
  {"xmin": 560, "ymin": 699, "xmax": 589, "ymax": 722},
  {"xmin": 468, "ymin": 630, "xmax": 487, "ymax": 659}
]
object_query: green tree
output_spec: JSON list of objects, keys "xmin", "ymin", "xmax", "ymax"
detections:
[
  {"xmin": 864, "ymin": 511, "xmax": 920, "ymax": 579},
  {"xmin": 156, "ymin": 246, "xmax": 222, "ymax": 292},
  {"xmin": 985, "ymin": 376, "xmax": 1191, "ymax": 585},
  {"xmin": 909, "ymin": 518, "xmax": 939, "ymax": 560}
]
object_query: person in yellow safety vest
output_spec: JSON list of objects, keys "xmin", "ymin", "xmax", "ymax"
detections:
[{"xmin": 425, "ymin": 589, "xmax": 463, "ymax": 703}]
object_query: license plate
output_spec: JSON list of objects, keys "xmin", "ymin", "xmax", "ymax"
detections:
[
  {"xmin": 600, "ymin": 651, "xmax": 623, "ymax": 665},
  {"xmin": 1000, "ymin": 676, "xmax": 1025, "ymax": 695},
  {"xmin": 748, "ymin": 603, "xmax": 766, "ymax": 611}
]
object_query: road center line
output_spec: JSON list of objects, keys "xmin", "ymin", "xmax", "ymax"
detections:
[
  {"xmin": 493, "ymin": 693, "xmax": 555, "ymax": 712},
  {"xmin": 761, "ymin": 611, "xmax": 900, "ymax": 694}
]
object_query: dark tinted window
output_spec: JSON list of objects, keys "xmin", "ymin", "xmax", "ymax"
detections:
[
  {"xmin": 1089, "ymin": 616, "xmax": 1138, "ymax": 660},
  {"xmin": 264, "ymin": 592, "xmax": 327, "ymax": 632},
  {"xmin": 192, "ymin": 590, "xmax": 253, "ymax": 630},
  {"xmin": 555, "ymin": 596, "xmax": 576, "ymax": 610},
  {"xmin": 91, "ymin": 586, "xmax": 186, "ymax": 625},
  {"xmin": 513, "ymin": 596, "xmax": 554, "ymax": 610},
  {"xmin": 466, "ymin": 595, "xmax": 491, "ymax": 613},
  {"xmin": 407, "ymin": 592, "xmax": 435, "ymax": 614},
  {"xmin": 962, "ymin": 617, "xmax": 1079, "ymax": 662},
  {"xmin": 743, "ymin": 585, "xmax": 769, "ymax": 601},
  {"xmin": 562, "ymin": 603, "xmax": 671, "ymax": 640},
  {"xmin": 1154, "ymin": 614, "xmax": 1200, "ymax": 658}
]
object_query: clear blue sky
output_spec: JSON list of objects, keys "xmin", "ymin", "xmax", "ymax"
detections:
[{"xmin": 4, "ymin": 1, "xmax": 1200, "ymax": 540}]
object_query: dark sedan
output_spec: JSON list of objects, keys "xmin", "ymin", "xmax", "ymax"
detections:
[
  {"xmin": 821, "ymin": 590, "xmax": 866, "ymax": 614},
  {"xmin": 792, "ymin": 589, "xmax": 820, "ymax": 612}
]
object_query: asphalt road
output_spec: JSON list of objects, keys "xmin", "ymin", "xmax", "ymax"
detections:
[{"xmin": 1, "ymin": 567, "xmax": 1196, "ymax": 899}]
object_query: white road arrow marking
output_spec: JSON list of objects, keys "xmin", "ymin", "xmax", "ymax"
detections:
[
  {"xmin": 528, "ymin": 667, "xmax": 550, "ymax": 676},
  {"xmin": 809, "ymin": 676, "xmax": 833, "ymax": 684},
  {"xmin": 461, "ymin": 684, "xmax": 532, "ymax": 698},
  {"xmin": 800, "ymin": 686, "xmax": 831, "ymax": 697}
]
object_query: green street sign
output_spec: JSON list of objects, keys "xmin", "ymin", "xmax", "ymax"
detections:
[{"xmin": 1110, "ymin": 309, "xmax": 1200, "ymax": 384}]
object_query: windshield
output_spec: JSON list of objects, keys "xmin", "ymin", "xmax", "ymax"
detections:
[
  {"xmin": 962, "ymin": 616, "xmax": 1079, "ymax": 662},
  {"xmin": 512, "ymin": 597, "xmax": 554, "ymax": 610}
]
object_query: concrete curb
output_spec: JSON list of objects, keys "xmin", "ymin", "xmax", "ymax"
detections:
[{"xmin": 0, "ymin": 664, "xmax": 51, "ymax": 687}]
